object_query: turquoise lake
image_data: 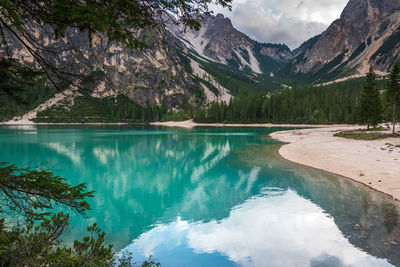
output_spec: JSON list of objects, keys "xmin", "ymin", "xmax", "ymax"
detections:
[{"xmin": 1, "ymin": 126, "xmax": 400, "ymax": 266}]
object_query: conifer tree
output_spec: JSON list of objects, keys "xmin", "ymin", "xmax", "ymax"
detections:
[
  {"xmin": 358, "ymin": 67, "xmax": 382, "ymax": 129},
  {"xmin": 387, "ymin": 63, "xmax": 400, "ymax": 134}
]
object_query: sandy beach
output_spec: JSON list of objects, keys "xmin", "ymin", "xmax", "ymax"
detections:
[{"xmin": 271, "ymin": 126, "xmax": 400, "ymax": 201}]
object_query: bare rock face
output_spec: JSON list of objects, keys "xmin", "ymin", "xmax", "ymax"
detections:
[
  {"xmin": 259, "ymin": 45, "xmax": 293, "ymax": 62},
  {"xmin": 292, "ymin": 0, "xmax": 400, "ymax": 76},
  {"xmin": 201, "ymin": 14, "xmax": 253, "ymax": 62},
  {"xmin": 94, "ymin": 30, "xmax": 203, "ymax": 109},
  {"xmin": 1, "ymin": 24, "xmax": 203, "ymax": 109}
]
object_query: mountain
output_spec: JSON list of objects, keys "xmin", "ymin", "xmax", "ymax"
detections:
[
  {"xmin": 169, "ymin": 14, "xmax": 293, "ymax": 75},
  {"xmin": 291, "ymin": 0, "xmax": 400, "ymax": 81}
]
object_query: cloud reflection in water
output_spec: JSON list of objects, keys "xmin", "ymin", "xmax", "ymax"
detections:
[{"xmin": 120, "ymin": 189, "xmax": 392, "ymax": 267}]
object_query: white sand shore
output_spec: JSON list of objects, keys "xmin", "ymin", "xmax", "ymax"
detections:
[
  {"xmin": 271, "ymin": 126, "xmax": 400, "ymax": 200},
  {"xmin": 150, "ymin": 119, "xmax": 349, "ymax": 129}
]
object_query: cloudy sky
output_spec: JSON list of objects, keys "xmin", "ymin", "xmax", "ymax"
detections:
[{"xmin": 211, "ymin": 0, "xmax": 349, "ymax": 49}]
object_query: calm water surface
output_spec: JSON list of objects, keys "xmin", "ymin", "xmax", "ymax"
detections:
[{"xmin": 1, "ymin": 126, "xmax": 400, "ymax": 266}]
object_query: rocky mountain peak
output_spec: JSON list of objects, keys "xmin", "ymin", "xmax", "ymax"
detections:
[
  {"xmin": 169, "ymin": 14, "xmax": 293, "ymax": 74},
  {"xmin": 292, "ymin": 0, "xmax": 400, "ymax": 79}
]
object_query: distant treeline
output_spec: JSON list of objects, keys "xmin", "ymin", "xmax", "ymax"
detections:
[
  {"xmin": 192, "ymin": 78, "xmax": 390, "ymax": 124},
  {"xmin": 34, "ymin": 94, "xmax": 169, "ymax": 123}
]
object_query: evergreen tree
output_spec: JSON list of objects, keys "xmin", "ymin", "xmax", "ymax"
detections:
[
  {"xmin": 387, "ymin": 63, "xmax": 400, "ymax": 134},
  {"xmin": 358, "ymin": 67, "xmax": 382, "ymax": 129}
]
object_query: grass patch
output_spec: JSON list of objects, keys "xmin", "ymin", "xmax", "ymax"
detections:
[
  {"xmin": 334, "ymin": 132, "xmax": 383, "ymax": 140},
  {"xmin": 334, "ymin": 131, "xmax": 400, "ymax": 140},
  {"xmin": 368, "ymin": 126, "xmax": 389, "ymax": 131}
]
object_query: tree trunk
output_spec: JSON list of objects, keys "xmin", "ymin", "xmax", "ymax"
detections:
[
  {"xmin": 393, "ymin": 103, "xmax": 396, "ymax": 134},
  {"xmin": 367, "ymin": 124, "xmax": 370, "ymax": 130}
]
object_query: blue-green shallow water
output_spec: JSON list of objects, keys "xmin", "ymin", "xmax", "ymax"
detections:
[{"xmin": 1, "ymin": 125, "xmax": 400, "ymax": 267}]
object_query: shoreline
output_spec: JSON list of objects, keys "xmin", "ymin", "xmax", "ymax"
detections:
[
  {"xmin": 149, "ymin": 120, "xmax": 351, "ymax": 129},
  {"xmin": 1, "ymin": 119, "xmax": 353, "ymax": 128},
  {"xmin": 270, "ymin": 126, "xmax": 400, "ymax": 201}
]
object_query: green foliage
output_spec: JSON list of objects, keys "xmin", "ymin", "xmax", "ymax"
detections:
[{"xmin": 358, "ymin": 67, "xmax": 382, "ymax": 128}]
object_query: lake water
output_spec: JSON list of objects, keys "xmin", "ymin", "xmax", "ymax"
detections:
[{"xmin": 1, "ymin": 126, "xmax": 400, "ymax": 266}]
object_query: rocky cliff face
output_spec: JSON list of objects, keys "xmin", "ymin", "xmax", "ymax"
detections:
[
  {"xmin": 1, "ymin": 24, "xmax": 205, "ymax": 110},
  {"xmin": 169, "ymin": 14, "xmax": 293, "ymax": 74},
  {"xmin": 292, "ymin": 0, "xmax": 400, "ymax": 78}
]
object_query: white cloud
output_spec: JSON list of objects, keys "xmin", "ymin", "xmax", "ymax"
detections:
[{"xmin": 210, "ymin": 0, "xmax": 349, "ymax": 49}]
